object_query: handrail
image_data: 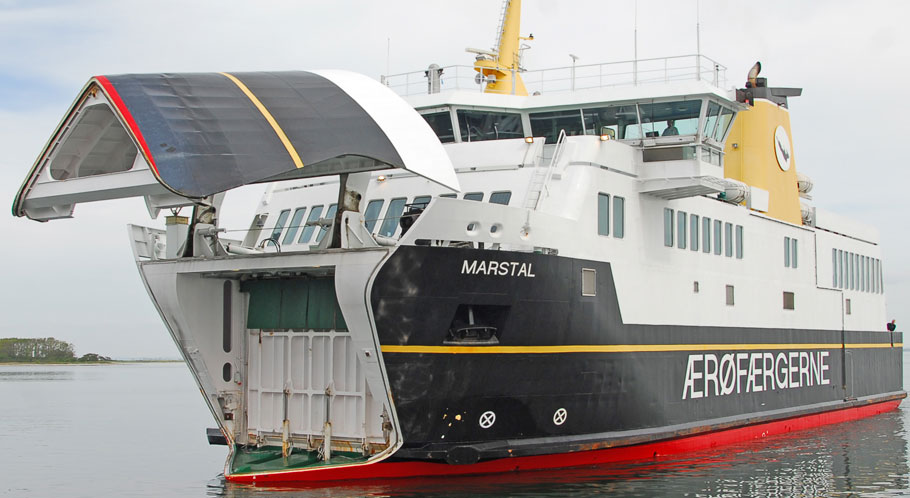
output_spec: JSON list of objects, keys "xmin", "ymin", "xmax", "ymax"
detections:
[
  {"xmin": 382, "ymin": 54, "xmax": 727, "ymax": 97},
  {"xmin": 536, "ymin": 129, "xmax": 567, "ymax": 209}
]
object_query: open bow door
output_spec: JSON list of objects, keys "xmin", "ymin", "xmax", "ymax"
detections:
[{"xmin": 13, "ymin": 70, "xmax": 459, "ymax": 221}]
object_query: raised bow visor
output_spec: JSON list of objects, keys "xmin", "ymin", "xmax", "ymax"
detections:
[{"xmin": 13, "ymin": 70, "xmax": 458, "ymax": 221}]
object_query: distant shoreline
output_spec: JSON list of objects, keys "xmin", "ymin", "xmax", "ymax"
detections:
[{"xmin": 0, "ymin": 359, "xmax": 183, "ymax": 366}]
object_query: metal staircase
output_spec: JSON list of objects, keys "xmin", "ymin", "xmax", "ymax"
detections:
[{"xmin": 523, "ymin": 129, "xmax": 566, "ymax": 210}]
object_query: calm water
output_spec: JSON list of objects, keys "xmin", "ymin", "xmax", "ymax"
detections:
[{"xmin": 1, "ymin": 356, "xmax": 908, "ymax": 498}]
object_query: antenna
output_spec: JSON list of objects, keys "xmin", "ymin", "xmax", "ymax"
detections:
[
  {"xmin": 386, "ymin": 37, "xmax": 391, "ymax": 78},
  {"xmin": 696, "ymin": 0, "xmax": 701, "ymax": 81},
  {"xmin": 634, "ymin": 0, "xmax": 638, "ymax": 86}
]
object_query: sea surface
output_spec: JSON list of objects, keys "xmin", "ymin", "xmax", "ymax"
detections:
[{"xmin": 1, "ymin": 355, "xmax": 909, "ymax": 498}]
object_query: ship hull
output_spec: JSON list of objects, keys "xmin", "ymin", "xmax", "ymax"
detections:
[
  {"xmin": 226, "ymin": 397, "xmax": 902, "ymax": 484},
  {"xmin": 225, "ymin": 245, "xmax": 904, "ymax": 483}
]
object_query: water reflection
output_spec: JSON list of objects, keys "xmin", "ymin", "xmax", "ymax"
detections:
[
  {"xmin": 208, "ymin": 409, "xmax": 910, "ymax": 498},
  {"xmin": 0, "ymin": 368, "xmax": 74, "ymax": 381}
]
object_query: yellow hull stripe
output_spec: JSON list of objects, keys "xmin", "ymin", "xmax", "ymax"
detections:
[
  {"xmin": 381, "ymin": 343, "xmax": 903, "ymax": 354},
  {"xmin": 220, "ymin": 72, "xmax": 304, "ymax": 169}
]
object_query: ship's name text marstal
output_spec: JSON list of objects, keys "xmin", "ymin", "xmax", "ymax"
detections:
[
  {"xmin": 682, "ymin": 351, "xmax": 830, "ymax": 400},
  {"xmin": 461, "ymin": 259, "xmax": 536, "ymax": 277}
]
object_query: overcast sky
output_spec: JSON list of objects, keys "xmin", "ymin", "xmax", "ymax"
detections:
[{"xmin": 1, "ymin": 0, "xmax": 907, "ymax": 358}]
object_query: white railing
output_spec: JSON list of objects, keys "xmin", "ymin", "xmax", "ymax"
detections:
[{"xmin": 381, "ymin": 54, "xmax": 727, "ymax": 97}]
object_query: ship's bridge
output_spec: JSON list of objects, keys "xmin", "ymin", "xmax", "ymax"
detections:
[{"xmin": 388, "ymin": 55, "xmax": 745, "ymax": 200}]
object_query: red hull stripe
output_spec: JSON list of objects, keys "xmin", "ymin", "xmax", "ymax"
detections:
[
  {"xmin": 94, "ymin": 76, "xmax": 159, "ymax": 176},
  {"xmin": 227, "ymin": 399, "xmax": 901, "ymax": 484}
]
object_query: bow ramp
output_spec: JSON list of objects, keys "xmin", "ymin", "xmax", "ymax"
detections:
[
  {"xmin": 12, "ymin": 70, "xmax": 459, "ymax": 479},
  {"xmin": 13, "ymin": 69, "xmax": 458, "ymax": 220}
]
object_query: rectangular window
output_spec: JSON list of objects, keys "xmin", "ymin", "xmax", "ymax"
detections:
[
  {"xmin": 690, "ymin": 214, "xmax": 699, "ymax": 251},
  {"xmin": 613, "ymin": 196, "xmax": 625, "ymax": 239},
  {"xmin": 582, "ymin": 269, "xmax": 596, "ymax": 296},
  {"xmin": 714, "ymin": 220, "xmax": 722, "ymax": 255},
  {"xmin": 849, "ymin": 253, "xmax": 855, "ymax": 290},
  {"xmin": 784, "ymin": 237, "xmax": 791, "ymax": 267},
  {"xmin": 420, "ymin": 111, "xmax": 455, "ymax": 143},
  {"xmin": 315, "ymin": 204, "xmax": 338, "ymax": 243},
  {"xmin": 837, "ymin": 249, "xmax": 847, "ymax": 289},
  {"xmin": 463, "ymin": 192, "xmax": 484, "ymax": 201},
  {"xmin": 677, "ymin": 211, "xmax": 687, "ymax": 249},
  {"xmin": 581, "ymin": 105, "xmax": 641, "ymax": 139},
  {"xmin": 664, "ymin": 208, "xmax": 674, "ymax": 247},
  {"xmin": 457, "ymin": 110, "xmax": 523, "ymax": 142},
  {"xmin": 489, "ymin": 191, "xmax": 512, "ymax": 205},
  {"xmin": 363, "ymin": 200, "xmax": 384, "ymax": 233},
  {"xmin": 845, "ymin": 298, "xmax": 852, "ymax": 315},
  {"xmin": 724, "ymin": 222, "xmax": 733, "ymax": 257},
  {"xmin": 282, "ymin": 207, "xmax": 307, "ymax": 245},
  {"xmin": 412, "ymin": 195, "xmax": 432, "ymax": 207},
  {"xmin": 865, "ymin": 256, "xmax": 870, "ymax": 292},
  {"xmin": 529, "ymin": 109, "xmax": 584, "ymax": 143},
  {"xmin": 880, "ymin": 260, "xmax": 885, "ymax": 293},
  {"xmin": 791, "ymin": 238, "xmax": 798, "ymax": 268},
  {"xmin": 879, "ymin": 260, "xmax": 885, "ymax": 293},
  {"xmin": 875, "ymin": 258, "xmax": 880, "ymax": 293},
  {"xmin": 832, "ymin": 249, "xmax": 837, "ymax": 287},
  {"xmin": 598, "ymin": 194, "xmax": 610, "ymax": 236},
  {"xmin": 378, "ymin": 198, "xmax": 407, "ymax": 237},
  {"xmin": 299, "ymin": 205, "xmax": 324, "ymax": 243},
  {"xmin": 269, "ymin": 209, "xmax": 291, "ymax": 242},
  {"xmin": 702, "ymin": 217, "xmax": 711, "ymax": 253},
  {"xmin": 439, "ymin": 193, "xmax": 457, "ymax": 198},
  {"xmin": 735, "ymin": 225, "xmax": 744, "ymax": 259},
  {"xmin": 726, "ymin": 285, "xmax": 735, "ymax": 306},
  {"xmin": 783, "ymin": 291, "xmax": 795, "ymax": 310}
]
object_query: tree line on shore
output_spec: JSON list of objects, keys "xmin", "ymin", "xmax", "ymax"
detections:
[{"xmin": 0, "ymin": 337, "xmax": 111, "ymax": 363}]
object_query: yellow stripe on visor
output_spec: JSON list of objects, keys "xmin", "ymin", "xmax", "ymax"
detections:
[{"xmin": 220, "ymin": 72, "xmax": 304, "ymax": 169}]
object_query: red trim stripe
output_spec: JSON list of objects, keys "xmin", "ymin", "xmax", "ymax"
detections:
[
  {"xmin": 94, "ymin": 76, "xmax": 159, "ymax": 176},
  {"xmin": 227, "ymin": 399, "xmax": 901, "ymax": 484}
]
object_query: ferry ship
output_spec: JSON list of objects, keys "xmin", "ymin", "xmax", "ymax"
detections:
[{"xmin": 12, "ymin": 0, "xmax": 903, "ymax": 484}]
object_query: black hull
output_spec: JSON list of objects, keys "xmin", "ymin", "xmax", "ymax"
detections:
[{"xmin": 369, "ymin": 246, "xmax": 904, "ymax": 464}]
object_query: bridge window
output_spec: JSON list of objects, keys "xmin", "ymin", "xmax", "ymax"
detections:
[
  {"xmin": 412, "ymin": 195, "xmax": 432, "ymax": 207},
  {"xmin": 457, "ymin": 110, "xmax": 523, "ymax": 142},
  {"xmin": 490, "ymin": 191, "xmax": 512, "ymax": 205},
  {"xmin": 714, "ymin": 107, "xmax": 735, "ymax": 141},
  {"xmin": 639, "ymin": 100, "xmax": 702, "ymax": 138},
  {"xmin": 583, "ymin": 105, "xmax": 640, "ymax": 139},
  {"xmin": 464, "ymin": 192, "xmax": 484, "ymax": 201},
  {"xmin": 529, "ymin": 109, "xmax": 583, "ymax": 143},
  {"xmin": 421, "ymin": 111, "xmax": 455, "ymax": 143},
  {"xmin": 363, "ymin": 200, "xmax": 384, "ymax": 233}
]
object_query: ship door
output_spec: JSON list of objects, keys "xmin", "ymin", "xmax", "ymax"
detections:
[{"xmin": 241, "ymin": 277, "xmax": 390, "ymax": 458}]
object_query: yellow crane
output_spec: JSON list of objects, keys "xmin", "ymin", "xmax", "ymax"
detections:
[{"xmin": 469, "ymin": 0, "xmax": 533, "ymax": 96}]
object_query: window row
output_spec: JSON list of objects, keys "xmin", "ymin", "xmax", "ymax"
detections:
[
  {"xmin": 783, "ymin": 236, "xmax": 798, "ymax": 268},
  {"xmin": 420, "ymin": 100, "xmax": 735, "ymax": 145},
  {"xmin": 664, "ymin": 209, "xmax": 743, "ymax": 259},
  {"xmin": 597, "ymin": 193, "xmax": 625, "ymax": 239},
  {"xmin": 831, "ymin": 249, "xmax": 883, "ymax": 294},
  {"xmin": 266, "ymin": 191, "xmax": 513, "ymax": 245}
]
